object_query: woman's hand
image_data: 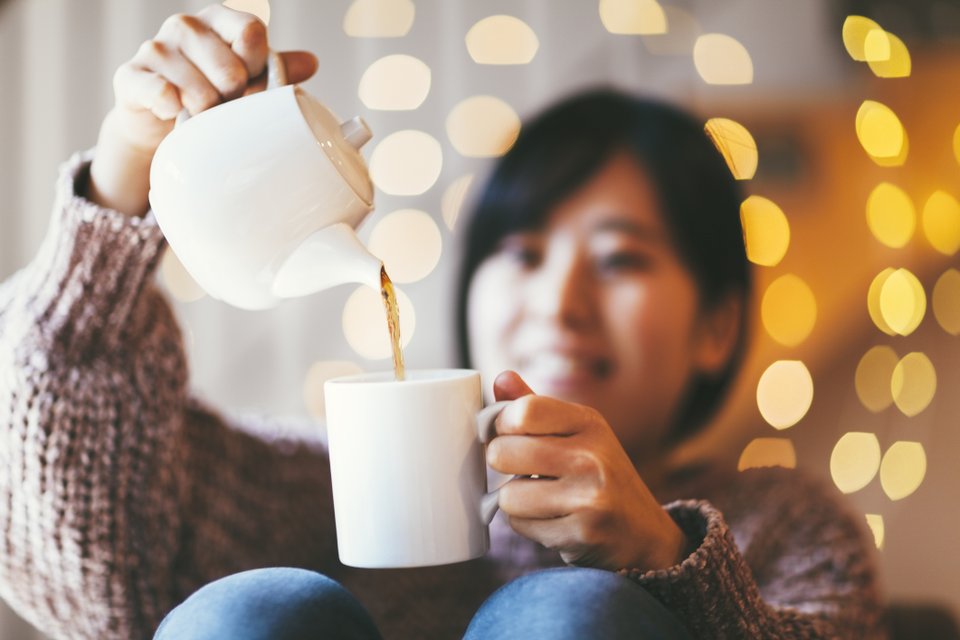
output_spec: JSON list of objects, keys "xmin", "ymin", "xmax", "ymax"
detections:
[
  {"xmin": 88, "ymin": 4, "xmax": 318, "ymax": 216},
  {"xmin": 487, "ymin": 371, "xmax": 689, "ymax": 572}
]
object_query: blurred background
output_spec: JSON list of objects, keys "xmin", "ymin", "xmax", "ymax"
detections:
[{"xmin": 1, "ymin": 0, "xmax": 958, "ymax": 637}]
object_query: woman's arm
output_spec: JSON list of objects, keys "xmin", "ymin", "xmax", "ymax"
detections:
[{"xmin": 623, "ymin": 466, "xmax": 888, "ymax": 639}]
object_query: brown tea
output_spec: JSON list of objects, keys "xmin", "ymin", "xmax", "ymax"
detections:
[{"xmin": 380, "ymin": 267, "xmax": 406, "ymax": 381}]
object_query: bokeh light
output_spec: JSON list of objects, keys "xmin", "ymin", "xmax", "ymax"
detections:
[
  {"xmin": 693, "ymin": 34, "xmax": 753, "ymax": 85},
  {"xmin": 879, "ymin": 268, "xmax": 926, "ymax": 336},
  {"xmin": 641, "ymin": 6, "xmax": 701, "ymax": 55},
  {"xmin": 442, "ymin": 174, "xmax": 475, "ymax": 232},
  {"xmin": 932, "ymin": 269, "xmax": 960, "ymax": 335},
  {"xmin": 740, "ymin": 195, "xmax": 790, "ymax": 266},
  {"xmin": 446, "ymin": 96, "xmax": 521, "ymax": 158},
  {"xmin": 704, "ymin": 118, "xmax": 758, "ymax": 180},
  {"xmin": 598, "ymin": 0, "xmax": 667, "ymax": 35},
  {"xmin": 222, "ymin": 0, "xmax": 270, "ymax": 25},
  {"xmin": 161, "ymin": 247, "xmax": 206, "ymax": 303},
  {"xmin": 866, "ymin": 30, "xmax": 911, "ymax": 78},
  {"xmin": 855, "ymin": 100, "xmax": 908, "ymax": 166},
  {"xmin": 738, "ymin": 438, "xmax": 797, "ymax": 471},
  {"xmin": 830, "ymin": 432, "xmax": 882, "ymax": 494},
  {"xmin": 369, "ymin": 130, "xmax": 443, "ymax": 195},
  {"xmin": 921, "ymin": 190, "xmax": 960, "ymax": 255},
  {"xmin": 756, "ymin": 360, "xmax": 813, "ymax": 430},
  {"xmin": 761, "ymin": 274, "xmax": 817, "ymax": 347},
  {"xmin": 865, "ymin": 514, "xmax": 885, "ymax": 550},
  {"xmin": 466, "ymin": 15, "xmax": 539, "ymax": 64},
  {"xmin": 343, "ymin": 0, "xmax": 414, "ymax": 37},
  {"xmin": 358, "ymin": 55, "xmax": 431, "ymax": 110},
  {"xmin": 367, "ymin": 209, "xmax": 442, "ymax": 283},
  {"xmin": 303, "ymin": 360, "xmax": 363, "ymax": 419},
  {"xmin": 842, "ymin": 15, "xmax": 883, "ymax": 61},
  {"xmin": 891, "ymin": 352, "xmax": 936, "ymax": 417},
  {"xmin": 880, "ymin": 441, "xmax": 927, "ymax": 501},
  {"xmin": 342, "ymin": 284, "xmax": 416, "ymax": 360},
  {"xmin": 866, "ymin": 182, "xmax": 914, "ymax": 249},
  {"xmin": 867, "ymin": 268, "xmax": 896, "ymax": 335},
  {"xmin": 855, "ymin": 345, "xmax": 899, "ymax": 413}
]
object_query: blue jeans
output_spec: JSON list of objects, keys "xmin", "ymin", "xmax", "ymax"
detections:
[{"xmin": 154, "ymin": 566, "xmax": 692, "ymax": 639}]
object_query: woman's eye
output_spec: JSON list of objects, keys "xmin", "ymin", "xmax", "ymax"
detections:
[
  {"xmin": 597, "ymin": 252, "xmax": 651, "ymax": 272},
  {"xmin": 498, "ymin": 238, "xmax": 542, "ymax": 268}
]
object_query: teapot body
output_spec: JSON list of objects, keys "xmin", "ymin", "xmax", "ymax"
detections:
[{"xmin": 149, "ymin": 85, "xmax": 376, "ymax": 310}]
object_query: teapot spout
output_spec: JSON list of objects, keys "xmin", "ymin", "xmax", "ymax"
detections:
[{"xmin": 272, "ymin": 223, "xmax": 383, "ymax": 298}]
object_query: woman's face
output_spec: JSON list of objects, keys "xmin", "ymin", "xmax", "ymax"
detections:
[{"xmin": 467, "ymin": 153, "xmax": 734, "ymax": 460}]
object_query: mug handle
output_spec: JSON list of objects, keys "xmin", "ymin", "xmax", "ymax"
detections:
[
  {"xmin": 175, "ymin": 50, "xmax": 288, "ymax": 125},
  {"xmin": 476, "ymin": 401, "xmax": 511, "ymax": 525}
]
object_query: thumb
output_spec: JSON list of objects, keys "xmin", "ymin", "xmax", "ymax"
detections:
[
  {"xmin": 493, "ymin": 370, "xmax": 535, "ymax": 402},
  {"xmin": 278, "ymin": 50, "xmax": 318, "ymax": 84}
]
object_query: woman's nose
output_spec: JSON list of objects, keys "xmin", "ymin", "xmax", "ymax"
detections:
[{"xmin": 527, "ymin": 253, "xmax": 597, "ymax": 329}]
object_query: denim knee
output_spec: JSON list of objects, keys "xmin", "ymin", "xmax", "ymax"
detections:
[
  {"xmin": 154, "ymin": 567, "xmax": 381, "ymax": 640},
  {"xmin": 464, "ymin": 566, "xmax": 692, "ymax": 640}
]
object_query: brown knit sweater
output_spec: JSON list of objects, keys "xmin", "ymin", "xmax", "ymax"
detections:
[{"xmin": 0, "ymin": 152, "xmax": 888, "ymax": 640}]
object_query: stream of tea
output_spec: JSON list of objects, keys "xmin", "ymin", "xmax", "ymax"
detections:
[{"xmin": 380, "ymin": 267, "xmax": 406, "ymax": 381}]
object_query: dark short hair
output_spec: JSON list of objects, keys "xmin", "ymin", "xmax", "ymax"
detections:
[{"xmin": 454, "ymin": 87, "xmax": 751, "ymax": 444}]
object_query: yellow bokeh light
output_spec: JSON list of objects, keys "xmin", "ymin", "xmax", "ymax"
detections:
[
  {"xmin": 369, "ymin": 130, "xmax": 443, "ymax": 196},
  {"xmin": 865, "ymin": 514, "xmax": 885, "ymax": 550},
  {"xmin": 342, "ymin": 284, "xmax": 415, "ymax": 360},
  {"xmin": 867, "ymin": 268, "xmax": 896, "ymax": 335},
  {"xmin": 866, "ymin": 31, "xmax": 911, "ymax": 78},
  {"xmin": 442, "ymin": 174, "xmax": 475, "ymax": 232},
  {"xmin": 222, "ymin": 0, "xmax": 270, "ymax": 24},
  {"xmin": 879, "ymin": 268, "xmax": 925, "ymax": 336},
  {"xmin": 932, "ymin": 269, "xmax": 960, "ymax": 335},
  {"xmin": 358, "ymin": 55, "xmax": 431, "ymax": 111},
  {"xmin": 756, "ymin": 360, "xmax": 813, "ymax": 430},
  {"xmin": 866, "ymin": 182, "xmax": 915, "ymax": 249},
  {"xmin": 704, "ymin": 118, "xmax": 758, "ymax": 181},
  {"xmin": 446, "ymin": 96, "xmax": 521, "ymax": 158},
  {"xmin": 891, "ymin": 352, "xmax": 936, "ymax": 417},
  {"xmin": 343, "ymin": 0, "xmax": 414, "ymax": 37},
  {"xmin": 855, "ymin": 100, "xmax": 907, "ymax": 165},
  {"xmin": 303, "ymin": 360, "xmax": 363, "ymax": 420},
  {"xmin": 880, "ymin": 441, "xmax": 927, "ymax": 501},
  {"xmin": 921, "ymin": 190, "xmax": 960, "ymax": 255},
  {"xmin": 761, "ymin": 274, "xmax": 817, "ymax": 347},
  {"xmin": 740, "ymin": 195, "xmax": 790, "ymax": 266},
  {"xmin": 161, "ymin": 247, "xmax": 206, "ymax": 303},
  {"xmin": 693, "ymin": 34, "xmax": 753, "ymax": 85},
  {"xmin": 842, "ymin": 15, "xmax": 883, "ymax": 62},
  {"xmin": 599, "ymin": 0, "xmax": 667, "ymax": 35},
  {"xmin": 738, "ymin": 438, "xmax": 796, "ymax": 471},
  {"xmin": 642, "ymin": 6, "xmax": 701, "ymax": 56},
  {"xmin": 855, "ymin": 346, "xmax": 898, "ymax": 413},
  {"xmin": 367, "ymin": 209, "xmax": 442, "ymax": 284},
  {"xmin": 830, "ymin": 432, "xmax": 881, "ymax": 494},
  {"xmin": 466, "ymin": 15, "xmax": 539, "ymax": 64}
]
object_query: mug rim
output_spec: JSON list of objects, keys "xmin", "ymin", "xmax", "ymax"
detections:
[{"xmin": 325, "ymin": 368, "xmax": 478, "ymax": 386}]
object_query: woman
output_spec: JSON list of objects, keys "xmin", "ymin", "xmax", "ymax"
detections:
[{"xmin": 0, "ymin": 5, "xmax": 886, "ymax": 639}]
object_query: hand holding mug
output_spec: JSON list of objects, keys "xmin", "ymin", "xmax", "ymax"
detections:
[{"xmin": 487, "ymin": 371, "xmax": 690, "ymax": 572}]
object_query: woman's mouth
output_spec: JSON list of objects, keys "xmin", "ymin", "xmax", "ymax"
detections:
[{"xmin": 518, "ymin": 352, "xmax": 613, "ymax": 392}]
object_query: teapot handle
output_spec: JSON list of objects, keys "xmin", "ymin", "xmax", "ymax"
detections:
[{"xmin": 175, "ymin": 50, "xmax": 287, "ymax": 126}]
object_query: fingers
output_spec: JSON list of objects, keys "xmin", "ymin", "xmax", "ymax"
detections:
[
  {"xmin": 498, "ymin": 477, "xmax": 570, "ymax": 519},
  {"xmin": 493, "ymin": 370, "xmax": 535, "ymax": 402},
  {"xmin": 157, "ymin": 13, "xmax": 252, "ymax": 101},
  {"xmin": 495, "ymin": 394, "xmax": 595, "ymax": 437},
  {"xmin": 486, "ymin": 434, "xmax": 566, "ymax": 477},
  {"xmin": 196, "ymin": 4, "xmax": 269, "ymax": 76},
  {"xmin": 279, "ymin": 51, "xmax": 319, "ymax": 84}
]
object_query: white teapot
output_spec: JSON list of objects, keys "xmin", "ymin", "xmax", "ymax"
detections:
[{"xmin": 149, "ymin": 52, "xmax": 382, "ymax": 310}]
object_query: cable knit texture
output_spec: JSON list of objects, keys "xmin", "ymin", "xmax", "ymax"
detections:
[{"xmin": 0, "ymin": 153, "xmax": 888, "ymax": 639}]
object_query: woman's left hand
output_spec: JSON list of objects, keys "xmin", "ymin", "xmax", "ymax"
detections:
[{"xmin": 486, "ymin": 371, "xmax": 689, "ymax": 572}]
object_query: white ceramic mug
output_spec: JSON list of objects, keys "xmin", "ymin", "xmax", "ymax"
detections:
[
  {"xmin": 149, "ymin": 53, "xmax": 382, "ymax": 310},
  {"xmin": 323, "ymin": 370, "xmax": 507, "ymax": 568}
]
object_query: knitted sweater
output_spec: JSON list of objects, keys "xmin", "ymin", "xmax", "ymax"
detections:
[{"xmin": 0, "ymin": 152, "xmax": 888, "ymax": 640}]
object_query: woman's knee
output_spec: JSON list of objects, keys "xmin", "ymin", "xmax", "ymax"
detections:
[
  {"xmin": 465, "ymin": 567, "xmax": 691, "ymax": 639},
  {"xmin": 154, "ymin": 567, "xmax": 381, "ymax": 640}
]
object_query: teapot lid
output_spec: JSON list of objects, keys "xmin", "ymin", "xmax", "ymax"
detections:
[{"xmin": 294, "ymin": 87, "xmax": 374, "ymax": 207}]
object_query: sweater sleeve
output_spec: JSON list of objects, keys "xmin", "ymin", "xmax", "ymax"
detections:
[
  {"xmin": 0, "ymin": 151, "xmax": 338, "ymax": 640},
  {"xmin": 621, "ymin": 467, "xmax": 888, "ymax": 639}
]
